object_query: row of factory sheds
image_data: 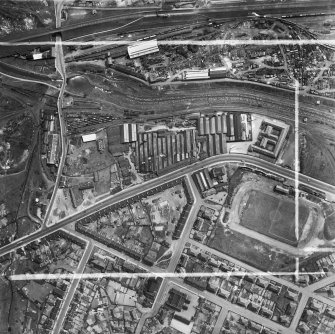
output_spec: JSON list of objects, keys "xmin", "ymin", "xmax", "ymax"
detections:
[
  {"xmin": 198, "ymin": 112, "xmax": 252, "ymax": 142},
  {"xmin": 135, "ymin": 129, "xmax": 198, "ymax": 174},
  {"xmin": 193, "ymin": 168, "xmax": 214, "ymax": 194}
]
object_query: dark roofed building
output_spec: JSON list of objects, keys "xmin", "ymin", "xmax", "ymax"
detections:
[
  {"xmin": 144, "ymin": 277, "xmax": 162, "ymax": 300},
  {"xmin": 166, "ymin": 289, "xmax": 188, "ymax": 312}
]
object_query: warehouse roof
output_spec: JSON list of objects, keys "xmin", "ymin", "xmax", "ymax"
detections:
[
  {"xmin": 128, "ymin": 39, "xmax": 159, "ymax": 59},
  {"xmin": 82, "ymin": 133, "xmax": 97, "ymax": 142}
]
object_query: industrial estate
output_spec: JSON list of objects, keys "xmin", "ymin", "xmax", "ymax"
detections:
[{"xmin": 1, "ymin": 0, "xmax": 335, "ymax": 334}]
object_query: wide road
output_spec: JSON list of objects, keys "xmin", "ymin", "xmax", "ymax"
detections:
[
  {"xmin": 0, "ymin": 153, "xmax": 334, "ymax": 258},
  {"xmin": 52, "ymin": 241, "xmax": 94, "ymax": 334}
]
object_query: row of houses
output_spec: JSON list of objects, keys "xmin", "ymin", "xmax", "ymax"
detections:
[{"xmin": 173, "ymin": 178, "xmax": 195, "ymax": 239}]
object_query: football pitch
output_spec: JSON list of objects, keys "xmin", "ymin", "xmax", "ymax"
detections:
[{"xmin": 240, "ymin": 190, "xmax": 310, "ymax": 246}]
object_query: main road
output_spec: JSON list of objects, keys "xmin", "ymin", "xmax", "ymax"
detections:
[
  {"xmin": 42, "ymin": 5, "xmax": 68, "ymax": 228},
  {"xmin": 1, "ymin": 153, "xmax": 334, "ymax": 258}
]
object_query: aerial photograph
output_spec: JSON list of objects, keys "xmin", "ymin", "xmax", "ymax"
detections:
[{"xmin": 1, "ymin": 0, "xmax": 335, "ymax": 333}]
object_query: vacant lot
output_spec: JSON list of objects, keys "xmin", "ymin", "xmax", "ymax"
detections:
[
  {"xmin": 208, "ymin": 226, "xmax": 296, "ymax": 273},
  {"xmin": 240, "ymin": 190, "xmax": 309, "ymax": 246},
  {"xmin": 301, "ymin": 132, "xmax": 335, "ymax": 186}
]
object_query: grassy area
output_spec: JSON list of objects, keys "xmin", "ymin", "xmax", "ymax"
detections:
[
  {"xmin": 67, "ymin": 76, "xmax": 93, "ymax": 96},
  {"xmin": 0, "ymin": 142, "xmax": 42, "ymax": 245},
  {"xmin": 0, "ymin": 115, "xmax": 35, "ymax": 173},
  {"xmin": 0, "ymin": 279, "xmax": 11, "ymax": 333},
  {"xmin": 324, "ymin": 213, "xmax": 335, "ymax": 240},
  {"xmin": 240, "ymin": 189, "xmax": 309, "ymax": 246},
  {"xmin": 208, "ymin": 225, "xmax": 296, "ymax": 273},
  {"xmin": 0, "ymin": 173, "xmax": 26, "ymax": 220}
]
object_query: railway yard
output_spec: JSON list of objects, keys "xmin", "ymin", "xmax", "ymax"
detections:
[{"xmin": 1, "ymin": 1, "xmax": 335, "ymax": 334}]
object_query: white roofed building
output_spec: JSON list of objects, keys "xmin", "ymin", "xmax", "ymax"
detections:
[
  {"xmin": 183, "ymin": 70, "xmax": 209, "ymax": 80},
  {"xmin": 120, "ymin": 124, "xmax": 138, "ymax": 143},
  {"xmin": 33, "ymin": 53, "xmax": 43, "ymax": 60},
  {"xmin": 128, "ymin": 39, "xmax": 159, "ymax": 59},
  {"xmin": 82, "ymin": 133, "xmax": 97, "ymax": 143}
]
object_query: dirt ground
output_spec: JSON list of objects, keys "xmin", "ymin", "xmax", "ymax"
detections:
[
  {"xmin": 301, "ymin": 131, "xmax": 335, "ymax": 186},
  {"xmin": 64, "ymin": 129, "xmax": 115, "ymax": 176},
  {"xmin": 208, "ymin": 224, "xmax": 296, "ymax": 272},
  {"xmin": 279, "ymin": 130, "xmax": 295, "ymax": 168}
]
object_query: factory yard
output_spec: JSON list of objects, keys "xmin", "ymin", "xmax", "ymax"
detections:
[{"xmin": 64, "ymin": 130, "xmax": 113, "ymax": 176}]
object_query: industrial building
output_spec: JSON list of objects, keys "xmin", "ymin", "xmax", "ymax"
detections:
[
  {"xmin": 209, "ymin": 67, "xmax": 229, "ymax": 78},
  {"xmin": 127, "ymin": 39, "xmax": 159, "ymax": 59},
  {"xmin": 198, "ymin": 112, "xmax": 252, "ymax": 142},
  {"xmin": 82, "ymin": 133, "xmax": 97, "ymax": 143},
  {"xmin": 192, "ymin": 168, "xmax": 214, "ymax": 194},
  {"xmin": 274, "ymin": 184, "xmax": 290, "ymax": 195},
  {"xmin": 135, "ymin": 129, "xmax": 198, "ymax": 174},
  {"xmin": 183, "ymin": 69, "xmax": 210, "ymax": 80},
  {"xmin": 120, "ymin": 123, "xmax": 138, "ymax": 143},
  {"xmin": 47, "ymin": 133, "xmax": 59, "ymax": 165},
  {"xmin": 251, "ymin": 120, "xmax": 290, "ymax": 159},
  {"xmin": 29, "ymin": 47, "xmax": 56, "ymax": 60}
]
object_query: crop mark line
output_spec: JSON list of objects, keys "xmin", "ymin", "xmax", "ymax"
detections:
[
  {"xmin": 294, "ymin": 79, "xmax": 300, "ymax": 282},
  {"xmin": 1, "ymin": 40, "xmax": 335, "ymax": 46}
]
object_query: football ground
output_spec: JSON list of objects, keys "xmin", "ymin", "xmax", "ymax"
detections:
[{"xmin": 240, "ymin": 190, "xmax": 310, "ymax": 246}]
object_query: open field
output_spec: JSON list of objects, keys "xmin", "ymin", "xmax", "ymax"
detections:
[
  {"xmin": 208, "ymin": 226, "xmax": 296, "ymax": 273},
  {"xmin": 240, "ymin": 189, "xmax": 310, "ymax": 246},
  {"xmin": 300, "ymin": 131, "xmax": 335, "ymax": 186}
]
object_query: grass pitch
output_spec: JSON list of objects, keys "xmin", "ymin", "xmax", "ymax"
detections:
[{"xmin": 240, "ymin": 190, "xmax": 309, "ymax": 246}]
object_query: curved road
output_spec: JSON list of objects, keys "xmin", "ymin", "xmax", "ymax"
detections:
[{"xmin": 0, "ymin": 153, "xmax": 334, "ymax": 258}]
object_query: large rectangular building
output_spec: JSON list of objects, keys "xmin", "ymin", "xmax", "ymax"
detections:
[
  {"xmin": 127, "ymin": 39, "xmax": 159, "ymax": 59},
  {"xmin": 183, "ymin": 70, "xmax": 209, "ymax": 80},
  {"xmin": 47, "ymin": 133, "xmax": 59, "ymax": 165},
  {"xmin": 251, "ymin": 120, "xmax": 290, "ymax": 159},
  {"xmin": 82, "ymin": 133, "xmax": 97, "ymax": 143}
]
